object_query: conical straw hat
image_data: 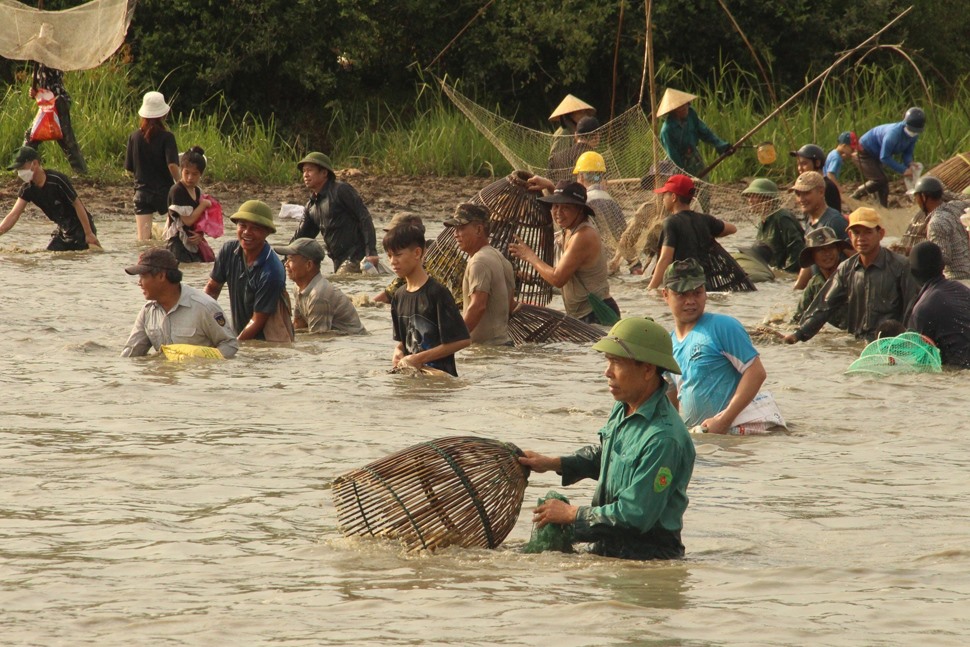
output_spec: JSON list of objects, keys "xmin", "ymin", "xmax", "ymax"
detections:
[
  {"xmin": 657, "ymin": 88, "xmax": 698, "ymax": 117},
  {"xmin": 548, "ymin": 94, "xmax": 596, "ymax": 121}
]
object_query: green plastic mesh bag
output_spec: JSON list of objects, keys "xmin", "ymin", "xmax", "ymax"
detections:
[
  {"xmin": 845, "ymin": 332, "xmax": 942, "ymax": 375},
  {"xmin": 521, "ymin": 490, "xmax": 574, "ymax": 554}
]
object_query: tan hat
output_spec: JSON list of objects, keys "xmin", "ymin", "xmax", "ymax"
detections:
[
  {"xmin": 792, "ymin": 171, "xmax": 825, "ymax": 192},
  {"xmin": 657, "ymin": 88, "xmax": 698, "ymax": 117},
  {"xmin": 548, "ymin": 94, "xmax": 596, "ymax": 122},
  {"xmin": 383, "ymin": 213, "xmax": 425, "ymax": 232},
  {"xmin": 847, "ymin": 207, "xmax": 881, "ymax": 230}
]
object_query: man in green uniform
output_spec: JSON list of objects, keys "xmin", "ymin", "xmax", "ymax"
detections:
[
  {"xmin": 742, "ymin": 178, "xmax": 805, "ymax": 273},
  {"xmin": 519, "ymin": 317, "xmax": 696, "ymax": 560}
]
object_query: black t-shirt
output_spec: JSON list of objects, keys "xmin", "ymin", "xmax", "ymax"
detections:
[
  {"xmin": 658, "ymin": 210, "xmax": 726, "ymax": 262},
  {"xmin": 124, "ymin": 129, "xmax": 178, "ymax": 194},
  {"xmin": 167, "ymin": 182, "xmax": 200, "ymax": 226},
  {"xmin": 19, "ymin": 170, "xmax": 88, "ymax": 239},
  {"xmin": 391, "ymin": 276, "xmax": 470, "ymax": 377},
  {"xmin": 824, "ymin": 176, "xmax": 842, "ymax": 213}
]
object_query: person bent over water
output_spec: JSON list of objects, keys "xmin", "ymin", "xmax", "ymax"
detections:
[
  {"xmin": 122, "ymin": 249, "xmax": 238, "ymax": 358},
  {"xmin": 0, "ymin": 146, "xmax": 99, "ymax": 250},
  {"xmin": 509, "ymin": 180, "xmax": 619, "ymax": 324},
  {"xmin": 519, "ymin": 317, "xmax": 695, "ymax": 560}
]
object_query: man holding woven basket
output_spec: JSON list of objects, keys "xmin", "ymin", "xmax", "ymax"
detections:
[{"xmin": 519, "ymin": 317, "xmax": 695, "ymax": 560}]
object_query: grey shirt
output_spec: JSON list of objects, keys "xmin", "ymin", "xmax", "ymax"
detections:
[
  {"xmin": 795, "ymin": 247, "xmax": 920, "ymax": 342},
  {"xmin": 294, "ymin": 272, "xmax": 366, "ymax": 335},
  {"xmin": 926, "ymin": 200, "xmax": 970, "ymax": 280},
  {"xmin": 122, "ymin": 284, "xmax": 239, "ymax": 358}
]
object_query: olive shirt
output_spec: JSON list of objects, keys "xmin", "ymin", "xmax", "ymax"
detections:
[
  {"xmin": 210, "ymin": 241, "xmax": 287, "ymax": 338},
  {"xmin": 121, "ymin": 284, "xmax": 239, "ymax": 358},
  {"xmin": 462, "ymin": 245, "xmax": 515, "ymax": 345},
  {"xmin": 793, "ymin": 247, "xmax": 919, "ymax": 342},
  {"xmin": 756, "ymin": 208, "xmax": 805, "ymax": 273},
  {"xmin": 293, "ymin": 272, "xmax": 365, "ymax": 335},
  {"xmin": 292, "ymin": 180, "xmax": 378, "ymax": 271},
  {"xmin": 791, "ymin": 272, "xmax": 847, "ymax": 330},
  {"xmin": 558, "ymin": 387, "xmax": 695, "ymax": 560}
]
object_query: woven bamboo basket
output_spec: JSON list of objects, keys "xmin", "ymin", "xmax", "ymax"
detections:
[
  {"xmin": 424, "ymin": 171, "xmax": 555, "ymax": 308},
  {"xmin": 926, "ymin": 152, "xmax": 970, "ymax": 193},
  {"xmin": 508, "ymin": 303, "xmax": 606, "ymax": 345},
  {"xmin": 704, "ymin": 241, "xmax": 757, "ymax": 292},
  {"xmin": 332, "ymin": 436, "xmax": 530, "ymax": 552}
]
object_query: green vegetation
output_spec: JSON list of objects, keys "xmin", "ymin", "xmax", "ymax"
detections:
[{"xmin": 2, "ymin": 60, "xmax": 970, "ymax": 184}]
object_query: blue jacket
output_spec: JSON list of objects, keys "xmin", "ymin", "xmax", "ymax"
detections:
[{"xmin": 859, "ymin": 122, "xmax": 917, "ymax": 174}]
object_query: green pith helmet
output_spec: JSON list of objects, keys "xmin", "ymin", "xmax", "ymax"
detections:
[
  {"xmin": 592, "ymin": 317, "xmax": 681, "ymax": 374},
  {"xmin": 741, "ymin": 177, "xmax": 779, "ymax": 196},
  {"xmin": 230, "ymin": 199, "xmax": 277, "ymax": 233},
  {"xmin": 297, "ymin": 151, "xmax": 334, "ymax": 173}
]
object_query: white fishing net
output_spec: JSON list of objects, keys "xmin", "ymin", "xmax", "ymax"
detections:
[
  {"xmin": 441, "ymin": 79, "xmax": 783, "ymax": 262},
  {"xmin": 0, "ymin": 0, "xmax": 134, "ymax": 71}
]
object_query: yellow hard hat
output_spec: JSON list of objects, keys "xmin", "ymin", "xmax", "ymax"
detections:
[{"xmin": 573, "ymin": 151, "xmax": 606, "ymax": 175}]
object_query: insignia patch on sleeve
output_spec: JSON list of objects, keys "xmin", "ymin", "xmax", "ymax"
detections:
[
  {"xmin": 215, "ymin": 312, "xmax": 227, "ymax": 326},
  {"xmin": 654, "ymin": 466, "xmax": 673, "ymax": 493}
]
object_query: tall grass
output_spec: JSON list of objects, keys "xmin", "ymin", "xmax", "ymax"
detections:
[
  {"xmin": 0, "ymin": 62, "xmax": 297, "ymax": 183},
  {"xmin": 2, "ymin": 59, "xmax": 970, "ymax": 184}
]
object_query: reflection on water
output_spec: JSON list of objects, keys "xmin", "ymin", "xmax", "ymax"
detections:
[{"xmin": 2, "ymin": 215, "xmax": 970, "ymax": 645}]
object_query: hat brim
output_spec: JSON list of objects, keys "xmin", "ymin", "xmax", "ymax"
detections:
[
  {"xmin": 230, "ymin": 213, "xmax": 277, "ymax": 234},
  {"xmin": 591, "ymin": 337, "xmax": 681, "ymax": 374},
  {"xmin": 124, "ymin": 264, "xmax": 153, "ymax": 275},
  {"xmin": 798, "ymin": 240, "xmax": 853, "ymax": 268},
  {"xmin": 537, "ymin": 194, "xmax": 595, "ymax": 217},
  {"xmin": 138, "ymin": 106, "xmax": 170, "ymax": 119}
]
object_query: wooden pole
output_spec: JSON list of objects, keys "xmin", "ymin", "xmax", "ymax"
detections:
[
  {"xmin": 697, "ymin": 6, "xmax": 913, "ymax": 179},
  {"xmin": 610, "ymin": 1, "xmax": 625, "ymax": 122}
]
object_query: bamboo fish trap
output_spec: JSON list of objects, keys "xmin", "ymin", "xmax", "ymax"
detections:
[
  {"xmin": 704, "ymin": 241, "xmax": 757, "ymax": 292},
  {"xmin": 332, "ymin": 436, "xmax": 530, "ymax": 552},
  {"xmin": 508, "ymin": 303, "xmax": 606, "ymax": 345},
  {"xmin": 926, "ymin": 152, "xmax": 970, "ymax": 193},
  {"xmin": 424, "ymin": 171, "xmax": 555, "ymax": 308}
]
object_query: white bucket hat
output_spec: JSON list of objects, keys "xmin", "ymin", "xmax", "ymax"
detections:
[{"xmin": 138, "ymin": 91, "xmax": 170, "ymax": 119}]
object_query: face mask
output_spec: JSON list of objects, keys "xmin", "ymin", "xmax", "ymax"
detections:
[
  {"xmin": 904, "ymin": 126, "xmax": 918, "ymax": 137},
  {"xmin": 17, "ymin": 169, "xmax": 34, "ymax": 183}
]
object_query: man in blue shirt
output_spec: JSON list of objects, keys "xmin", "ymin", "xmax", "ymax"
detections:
[
  {"xmin": 823, "ymin": 131, "xmax": 857, "ymax": 202},
  {"xmin": 852, "ymin": 107, "xmax": 925, "ymax": 207},
  {"xmin": 205, "ymin": 200, "xmax": 291, "ymax": 341},
  {"xmin": 662, "ymin": 259, "xmax": 769, "ymax": 434}
]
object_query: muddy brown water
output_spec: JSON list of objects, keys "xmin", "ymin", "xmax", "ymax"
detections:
[{"xmin": 1, "ymin": 180, "xmax": 967, "ymax": 645}]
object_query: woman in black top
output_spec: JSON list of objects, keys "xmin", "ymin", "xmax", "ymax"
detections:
[{"xmin": 124, "ymin": 91, "xmax": 179, "ymax": 241}]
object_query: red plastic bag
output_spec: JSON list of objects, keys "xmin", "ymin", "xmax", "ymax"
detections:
[
  {"xmin": 30, "ymin": 89, "xmax": 63, "ymax": 142},
  {"xmin": 196, "ymin": 194, "xmax": 224, "ymax": 238}
]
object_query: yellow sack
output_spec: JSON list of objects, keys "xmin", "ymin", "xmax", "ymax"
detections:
[{"xmin": 160, "ymin": 344, "xmax": 225, "ymax": 362}]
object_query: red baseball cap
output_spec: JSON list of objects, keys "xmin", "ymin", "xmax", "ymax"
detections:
[{"xmin": 653, "ymin": 173, "xmax": 695, "ymax": 199}]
